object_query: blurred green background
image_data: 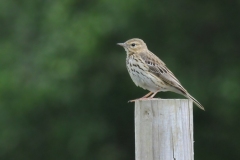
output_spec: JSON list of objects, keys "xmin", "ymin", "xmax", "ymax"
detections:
[{"xmin": 1, "ymin": 0, "xmax": 240, "ymax": 159}]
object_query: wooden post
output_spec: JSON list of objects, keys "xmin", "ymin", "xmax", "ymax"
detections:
[{"xmin": 135, "ymin": 99, "xmax": 193, "ymax": 160}]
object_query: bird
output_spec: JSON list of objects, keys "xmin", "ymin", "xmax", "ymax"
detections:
[{"xmin": 117, "ymin": 38, "xmax": 204, "ymax": 110}]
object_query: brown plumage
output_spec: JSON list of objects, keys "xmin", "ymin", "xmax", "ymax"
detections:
[{"xmin": 117, "ymin": 38, "xmax": 204, "ymax": 110}]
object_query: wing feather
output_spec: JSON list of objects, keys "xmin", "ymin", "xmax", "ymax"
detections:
[
  {"xmin": 138, "ymin": 51, "xmax": 205, "ymax": 110},
  {"xmin": 139, "ymin": 51, "xmax": 187, "ymax": 94}
]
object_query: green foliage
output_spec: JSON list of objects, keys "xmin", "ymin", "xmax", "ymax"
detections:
[{"xmin": 0, "ymin": 0, "xmax": 240, "ymax": 159}]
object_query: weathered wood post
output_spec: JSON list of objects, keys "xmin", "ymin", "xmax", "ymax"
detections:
[{"xmin": 135, "ymin": 99, "xmax": 193, "ymax": 160}]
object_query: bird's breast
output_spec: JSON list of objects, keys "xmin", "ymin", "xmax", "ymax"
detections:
[{"xmin": 126, "ymin": 56, "xmax": 164, "ymax": 92}]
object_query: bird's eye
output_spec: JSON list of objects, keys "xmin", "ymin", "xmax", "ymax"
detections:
[{"xmin": 131, "ymin": 43, "xmax": 136, "ymax": 47}]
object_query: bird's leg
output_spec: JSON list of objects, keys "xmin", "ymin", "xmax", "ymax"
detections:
[
  {"xmin": 142, "ymin": 92, "xmax": 154, "ymax": 98},
  {"xmin": 149, "ymin": 91, "xmax": 159, "ymax": 98},
  {"xmin": 128, "ymin": 92, "xmax": 153, "ymax": 102},
  {"xmin": 128, "ymin": 90, "xmax": 162, "ymax": 103}
]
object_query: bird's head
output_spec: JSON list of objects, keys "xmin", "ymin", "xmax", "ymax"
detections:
[{"xmin": 117, "ymin": 38, "xmax": 148, "ymax": 54}]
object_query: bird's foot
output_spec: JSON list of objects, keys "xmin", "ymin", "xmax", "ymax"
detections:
[{"xmin": 128, "ymin": 97, "xmax": 161, "ymax": 103}]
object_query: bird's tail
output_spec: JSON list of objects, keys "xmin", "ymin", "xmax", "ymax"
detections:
[{"xmin": 184, "ymin": 94, "xmax": 205, "ymax": 110}]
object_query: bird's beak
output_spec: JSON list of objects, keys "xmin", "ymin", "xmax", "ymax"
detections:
[{"xmin": 117, "ymin": 43, "xmax": 126, "ymax": 47}]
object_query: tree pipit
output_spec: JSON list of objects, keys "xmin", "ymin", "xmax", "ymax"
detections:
[{"xmin": 117, "ymin": 38, "xmax": 204, "ymax": 110}]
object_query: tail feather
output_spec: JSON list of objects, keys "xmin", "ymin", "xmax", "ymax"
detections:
[
  {"xmin": 173, "ymin": 86, "xmax": 205, "ymax": 110},
  {"xmin": 185, "ymin": 94, "xmax": 205, "ymax": 110}
]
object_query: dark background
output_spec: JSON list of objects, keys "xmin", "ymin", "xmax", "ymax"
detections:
[{"xmin": 1, "ymin": 0, "xmax": 240, "ymax": 159}]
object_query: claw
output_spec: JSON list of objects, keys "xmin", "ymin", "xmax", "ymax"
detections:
[
  {"xmin": 128, "ymin": 97, "xmax": 161, "ymax": 103},
  {"xmin": 128, "ymin": 97, "xmax": 148, "ymax": 103}
]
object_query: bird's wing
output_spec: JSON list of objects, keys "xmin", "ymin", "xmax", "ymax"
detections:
[
  {"xmin": 139, "ymin": 51, "xmax": 188, "ymax": 94},
  {"xmin": 139, "ymin": 51, "xmax": 205, "ymax": 110}
]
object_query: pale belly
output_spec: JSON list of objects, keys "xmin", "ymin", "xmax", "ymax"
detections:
[{"xmin": 126, "ymin": 57, "xmax": 167, "ymax": 92}]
